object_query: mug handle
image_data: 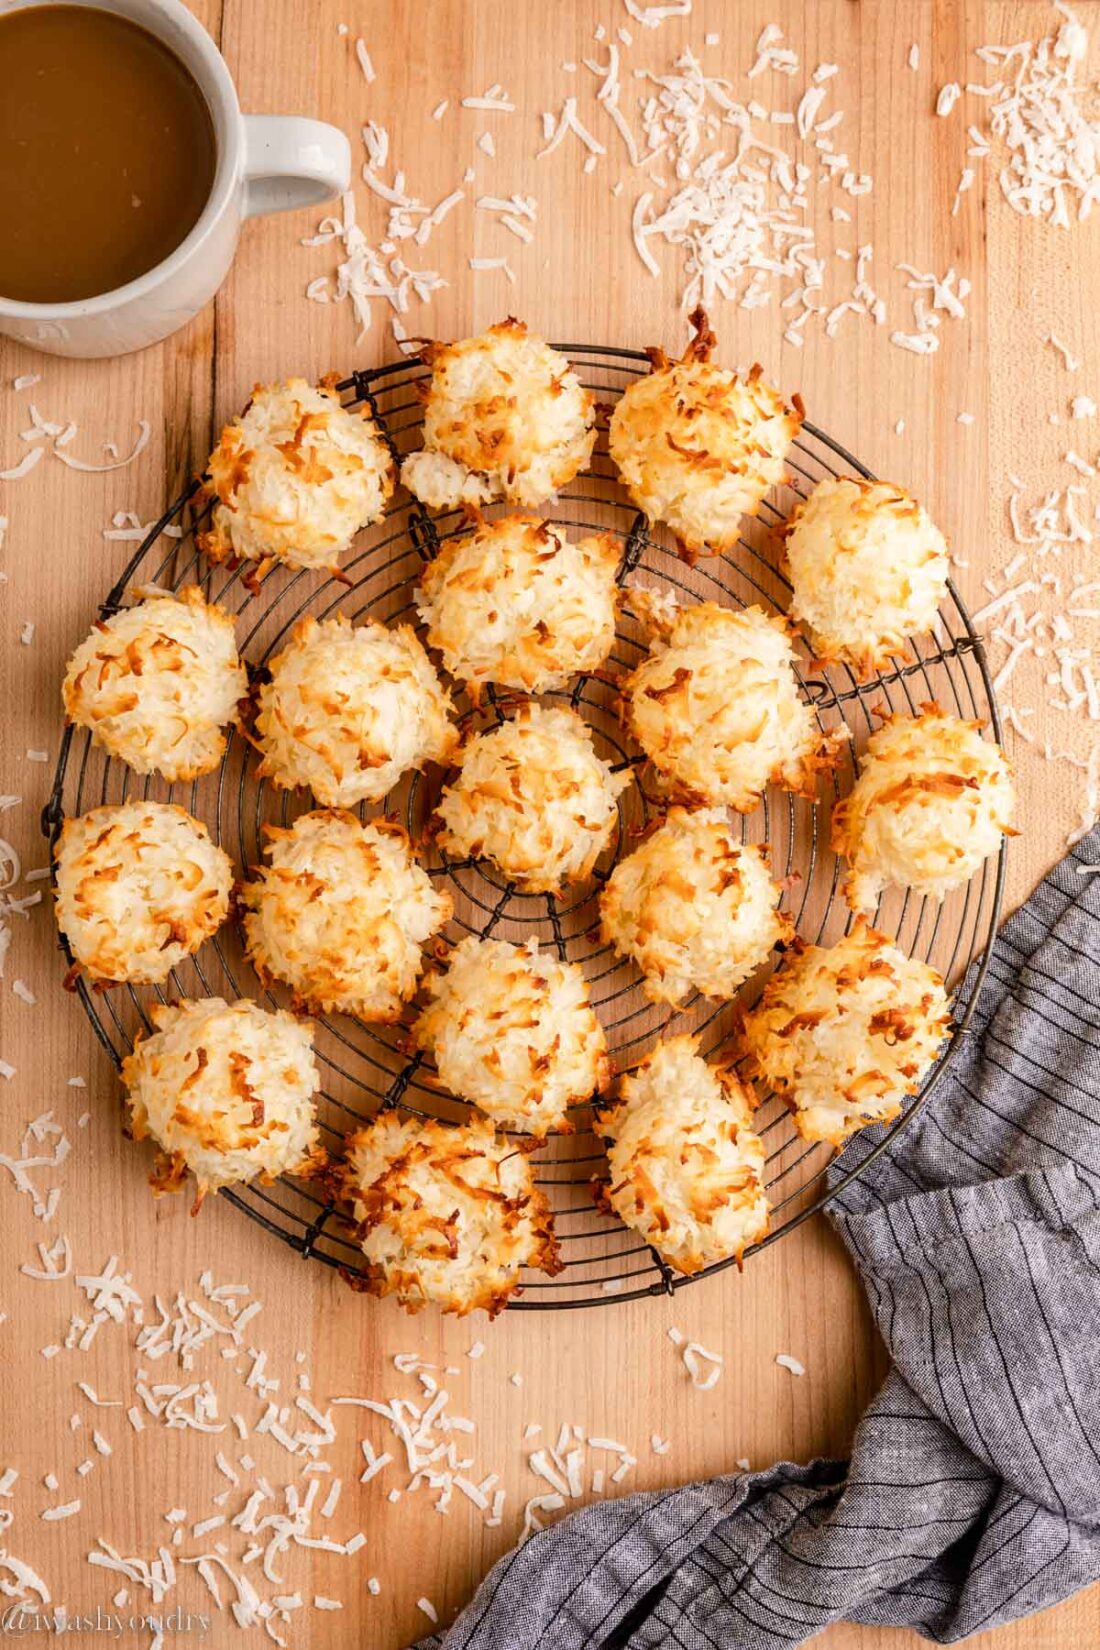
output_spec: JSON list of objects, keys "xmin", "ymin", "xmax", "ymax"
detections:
[{"xmin": 241, "ymin": 114, "xmax": 351, "ymax": 219}]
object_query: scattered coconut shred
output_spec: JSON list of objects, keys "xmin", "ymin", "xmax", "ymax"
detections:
[
  {"xmin": 978, "ymin": 460, "xmax": 1100, "ymax": 844},
  {"xmin": 1, "ymin": 1237, "xmax": 673, "ymax": 1634},
  {"xmin": 299, "ymin": 11, "xmax": 981, "ymax": 357}
]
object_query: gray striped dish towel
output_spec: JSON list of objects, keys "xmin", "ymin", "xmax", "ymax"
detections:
[{"xmin": 415, "ymin": 827, "xmax": 1100, "ymax": 1649}]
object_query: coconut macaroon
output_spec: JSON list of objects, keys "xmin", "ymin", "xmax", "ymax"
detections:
[
  {"xmin": 336, "ymin": 1114, "xmax": 562, "ymax": 1316},
  {"xmin": 599, "ymin": 808, "xmax": 792, "ymax": 1007},
  {"xmin": 254, "ymin": 614, "xmax": 457, "ymax": 808},
  {"xmin": 414, "ymin": 937, "xmax": 609, "ymax": 1135},
  {"xmin": 435, "ymin": 703, "xmax": 631, "ymax": 894},
  {"xmin": 784, "ymin": 478, "xmax": 950, "ymax": 677},
  {"xmin": 54, "ymin": 802, "xmax": 232, "ymax": 987},
  {"xmin": 624, "ymin": 595, "xmax": 846, "ymax": 811},
  {"xmin": 400, "ymin": 319, "xmax": 596, "ymax": 511},
  {"xmin": 416, "ymin": 513, "xmax": 621, "ymax": 698},
  {"xmin": 608, "ymin": 307, "xmax": 801, "ymax": 560},
  {"xmin": 596, "ymin": 1036, "xmax": 769, "ymax": 1276},
  {"xmin": 241, "ymin": 811, "xmax": 452, "ymax": 1021},
  {"xmin": 739, "ymin": 920, "xmax": 952, "ymax": 1150},
  {"xmin": 121, "ymin": 997, "xmax": 321, "ymax": 1211},
  {"xmin": 62, "ymin": 586, "xmax": 247, "ymax": 782},
  {"xmin": 198, "ymin": 378, "xmax": 394, "ymax": 581},
  {"xmin": 831, "ymin": 708, "xmax": 1016, "ymax": 914}
]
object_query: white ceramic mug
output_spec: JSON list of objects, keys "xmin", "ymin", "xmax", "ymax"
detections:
[{"xmin": 0, "ymin": 0, "xmax": 351, "ymax": 358}]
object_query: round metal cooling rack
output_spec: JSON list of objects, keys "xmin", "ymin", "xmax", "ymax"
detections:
[{"xmin": 44, "ymin": 344, "xmax": 1007, "ymax": 1309}]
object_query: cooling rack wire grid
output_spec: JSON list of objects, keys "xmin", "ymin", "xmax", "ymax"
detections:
[{"xmin": 44, "ymin": 344, "xmax": 1006, "ymax": 1309}]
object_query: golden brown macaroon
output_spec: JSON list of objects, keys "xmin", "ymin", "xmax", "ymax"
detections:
[
  {"xmin": 783, "ymin": 478, "xmax": 950, "ymax": 677},
  {"xmin": 400, "ymin": 319, "xmax": 596, "ymax": 511},
  {"xmin": 413, "ymin": 936, "xmax": 609, "ymax": 1135},
  {"xmin": 599, "ymin": 807, "xmax": 792, "ymax": 1006},
  {"xmin": 334, "ymin": 1114, "xmax": 562, "ymax": 1316},
  {"xmin": 623, "ymin": 591, "xmax": 846, "ymax": 811},
  {"xmin": 62, "ymin": 586, "xmax": 247, "ymax": 782},
  {"xmin": 241, "ymin": 810, "xmax": 452, "ymax": 1020},
  {"xmin": 831, "ymin": 708, "xmax": 1016, "ymax": 914},
  {"xmin": 199, "ymin": 377, "xmax": 394, "ymax": 582},
  {"xmin": 416, "ymin": 512, "xmax": 621, "ymax": 699},
  {"xmin": 121, "ymin": 997, "xmax": 322, "ymax": 1212},
  {"xmin": 608, "ymin": 307, "xmax": 801, "ymax": 560},
  {"xmin": 595, "ymin": 1035, "xmax": 769, "ymax": 1275},
  {"xmin": 739, "ymin": 919, "xmax": 952, "ymax": 1149},
  {"xmin": 434, "ymin": 703, "xmax": 631, "ymax": 894},
  {"xmin": 54, "ymin": 801, "xmax": 232, "ymax": 987},
  {"xmin": 254, "ymin": 614, "xmax": 457, "ymax": 808}
]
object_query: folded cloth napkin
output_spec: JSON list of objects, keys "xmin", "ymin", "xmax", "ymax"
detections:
[{"xmin": 415, "ymin": 829, "xmax": 1100, "ymax": 1650}]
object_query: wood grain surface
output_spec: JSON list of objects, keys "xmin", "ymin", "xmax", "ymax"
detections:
[{"xmin": 1, "ymin": 3, "xmax": 1098, "ymax": 1647}]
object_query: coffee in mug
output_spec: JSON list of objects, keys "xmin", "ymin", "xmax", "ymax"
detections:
[{"xmin": 0, "ymin": 4, "xmax": 217, "ymax": 303}]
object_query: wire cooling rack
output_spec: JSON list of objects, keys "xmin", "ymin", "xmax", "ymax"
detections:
[{"xmin": 44, "ymin": 344, "xmax": 1006, "ymax": 1309}]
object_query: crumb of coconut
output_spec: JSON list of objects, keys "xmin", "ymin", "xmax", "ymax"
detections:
[
  {"xmin": 682, "ymin": 1342, "xmax": 723, "ymax": 1390},
  {"xmin": 1045, "ymin": 332, "xmax": 1081, "ymax": 372},
  {"xmin": 776, "ymin": 1353, "xmax": 806, "ymax": 1377}
]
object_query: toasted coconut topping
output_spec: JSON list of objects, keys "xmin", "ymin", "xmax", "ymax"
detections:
[
  {"xmin": 414, "ymin": 937, "xmax": 609, "ymax": 1135},
  {"xmin": 832, "ymin": 708, "xmax": 1016, "ymax": 913},
  {"xmin": 784, "ymin": 478, "xmax": 950, "ymax": 676},
  {"xmin": 596, "ymin": 1034, "xmax": 769, "ymax": 1275},
  {"xmin": 255, "ymin": 614, "xmax": 457, "ymax": 808},
  {"xmin": 600, "ymin": 807, "xmax": 792, "ymax": 1006},
  {"xmin": 337, "ymin": 1114, "xmax": 562, "ymax": 1317},
  {"xmin": 241, "ymin": 810, "xmax": 451, "ymax": 1021},
  {"xmin": 435, "ymin": 703, "xmax": 631, "ymax": 893},
  {"xmin": 608, "ymin": 311, "xmax": 800, "ymax": 557},
  {"xmin": 122, "ymin": 997, "xmax": 321, "ymax": 1203},
  {"xmin": 625, "ymin": 599, "xmax": 846, "ymax": 810},
  {"xmin": 55, "ymin": 802, "xmax": 232, "ymax": 986},
  {"xmin": 62, "ymin": 586, "xmax": 247, "ymax": 782},
  {"xmin": 399, "ymin": 319, "xmax": 596, "ymax": 510},
  {"xmin": 739, "ymin": 919, "xmax": 952, "ymax": 1149},
  {"xmin": 198, "ymin": 378, "xmax": 394, "ymax": 576},
  {"xmin": 416, "ymin": 513, "xmax": 621, "ymax": 697}
]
